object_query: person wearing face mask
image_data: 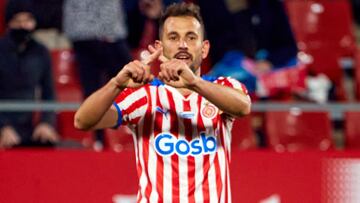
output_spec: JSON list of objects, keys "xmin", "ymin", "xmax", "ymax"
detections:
[{"xmin": 0, "ymin": 0, "xmax": 59, "ymax": 148}]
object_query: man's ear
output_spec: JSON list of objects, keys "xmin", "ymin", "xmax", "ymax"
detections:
[
  {"xmin": 201, "ymin": 40, "xmax": 210, "ymax": 59},
  {"xmin": 155, "ymin": 40, "xmax": 162, "ymax": 49}
]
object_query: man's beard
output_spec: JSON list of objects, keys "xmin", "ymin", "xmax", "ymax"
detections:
[
  {"xmin": 171, "ymin": 51, "xmax": 201, "ymax": 73},
  {"xmin": 190, "ymin": 57, "xmax": 202, "ymax": 74}
]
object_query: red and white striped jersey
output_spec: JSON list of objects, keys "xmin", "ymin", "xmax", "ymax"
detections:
[{"xmin": 114, "ymin": 76, "xmax": 250, "ymax": 203}]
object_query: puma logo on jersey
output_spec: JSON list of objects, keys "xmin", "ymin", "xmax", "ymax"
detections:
[
  {"xmin": 156, "ymin": 106, "xmax": 169, "ymax": 118},
  {"xmin": 154, "ymin": 132, "xmax": 217, "ymax": 156}
]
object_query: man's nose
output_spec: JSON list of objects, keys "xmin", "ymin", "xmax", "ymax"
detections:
[{"xmin": 179, "ymin": 39, "xmax": 188, "ymax": 49}]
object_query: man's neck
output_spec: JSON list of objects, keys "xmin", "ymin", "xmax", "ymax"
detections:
[{"xmin": 177, "ymin": 88, "xmax": 193, "ymax": 97}]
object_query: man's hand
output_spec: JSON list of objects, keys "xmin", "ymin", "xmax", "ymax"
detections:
[
  {"xmin": 0, "ymin": 126, "xmax": 21, "ymax": 148},
  {"xmin": 32, "ymin": 123, "xmax": 59, "ymax": 144},
  {"xmin": 151, "ymin": 45, "xmax": 200, "ymax": 89},
  {"xmin": 158, "ymin": 59, "xmax": 200, "ymax": 88},
  {"xmin": 112, "ymin": 45, "xmax": 162, "ymax": 89}
]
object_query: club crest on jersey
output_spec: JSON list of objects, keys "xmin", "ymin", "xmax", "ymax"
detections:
[
  {"xmin": 154, "ymin": 132, "xmax": 217, "ymax": 156},
  {"xmin": 201, "ymin": 103, "xmax": 218, "ymax": 119}
]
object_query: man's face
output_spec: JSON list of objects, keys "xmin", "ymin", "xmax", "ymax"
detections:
[
  {"xmin": 159, "ymin": 16, "xmax": 209, "ymax": 74},
  {"xmin": 8, "ymin": 12, "xmax": 36, "ymax": 31}
]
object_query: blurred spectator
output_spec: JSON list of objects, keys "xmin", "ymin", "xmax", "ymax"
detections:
[
  {"xmin": 125, "ymin": 0, "xmax": 182, "ymax": 50},
  {"xmin": 63, "ymin": 0, "xmax": 132, "ymax": 148},
  {"xmin": 125, "ymin": 0, "xmax": 162, "ymax": 50},
  {"xmin": 0, "ymin": 0, "xmax": 58, "ymax": 148},
  {"xmin": 32, "ymin": 0, "xmax": 63, "ymax": 30},
  {"xmin": 199, "ymin": 0, "xmax": 298, "ymax": 95},
  {"xmin": 124, "ymin": 0, "xmax": 183, "ymax": 76},
  {"xmin": 351, "ymin": 0, "xmax": 360, "ymax": 26},
  {"xmin": 63, "ymin": 0, "xmax": 132, "ymax": 97}
]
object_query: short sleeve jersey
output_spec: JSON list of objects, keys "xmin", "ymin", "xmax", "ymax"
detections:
[{"xmin": 113, "ymin": 76, "xmax": 250, "ymax": 203}]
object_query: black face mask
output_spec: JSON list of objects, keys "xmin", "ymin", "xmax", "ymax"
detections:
[{"xmin": 9, "ymin": 28, "xmax": 32, "ymax": 44}]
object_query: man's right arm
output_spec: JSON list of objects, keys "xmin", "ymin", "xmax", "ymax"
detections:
[
  {"xmin": 74, "ymin": 46, "xmax": 161, "ymax": 130},
  {"xmin": 74, "ymin": 62, "xmax": 151, "ymax": 130},
  {"xmin": 74, "ymin": 78, "xmax": 122, "ymax": 130}
]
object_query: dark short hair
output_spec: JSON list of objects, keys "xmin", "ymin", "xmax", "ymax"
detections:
[
  {"xmin": 159, "ymin": 2, "xmax": 205, "ymax": 39},
  {"xmin": 5, "ymin": 0, "xmax": 35, "ymax": 24}
]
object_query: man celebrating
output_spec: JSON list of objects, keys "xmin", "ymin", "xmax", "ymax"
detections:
[{"xmin": 75, "ymin": 2, "xmax": 251, "ymax": 202}]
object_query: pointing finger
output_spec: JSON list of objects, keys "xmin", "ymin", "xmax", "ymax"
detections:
[
  {"xmin": 148, "ymin": 45, "xmax": 169, "ymax": 63},
  {"xmin": 142, "ymin": 46, "xmax": 162, "ymax": 65},
  {"xmin": 148, "ymin": 44, "xmax": 157, "ymax": 53}
]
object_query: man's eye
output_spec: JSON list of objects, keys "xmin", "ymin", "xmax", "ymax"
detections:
[
  {"xmin": 188, "ymin": 36, "xmax": 197, "ymax": 41},
  {"xmin": 169, "ymin": 36, "xmax": 177, "ymax": 41}
]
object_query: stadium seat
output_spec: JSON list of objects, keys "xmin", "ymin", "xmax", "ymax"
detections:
[
  {"xmin": 231, "ymin": 116, "xmax": 257, "ymax": 150},
  {"xmin": 285, "ymin": 0, "xmax": 356, "ymax": 100},
  {"xmin": 104, "ymin": 126, "xmax": 134, "ymax": 152},
  {"xmin": 355, "ymin": 48, "xmax": 360, "ymax": 101},
  {"xmin": 51, "ymin": 49, "xmax": 83, "ymax": 102},
  {"xmin": 264, "ymin": 110, "xmax": 333, "ymax": 151},
  {"xmin": 344, "ymin": 111, "xmax": 360, "ymax": 149},
  {"xmin": 285, "ymin": 0, "xmax": 356, "ymax": 55},
  {"xmin": 306, "ymin": 46, "xmax": 347, "ymax": 100},
  {"xmin": 57, "ymin": 111, "xmax": 94, "ymax": 148},
  {"xmin": 51, "ymin": 49, "xmax": 94, "ymax": 147}
]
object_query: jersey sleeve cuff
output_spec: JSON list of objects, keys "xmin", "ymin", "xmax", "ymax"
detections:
[{"xmin": 112, "ymin": 102, "xmax": 123, "ymax": 129}]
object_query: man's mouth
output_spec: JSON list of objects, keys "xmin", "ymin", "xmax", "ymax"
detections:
[{"xmin": 174, "ymin": 52, "xmax": 192, "ymax": 61}]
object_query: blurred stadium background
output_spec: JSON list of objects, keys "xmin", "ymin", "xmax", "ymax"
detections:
[{"xmin": 1, "ymin": 0, "xmax": 360, "ymax": 202}]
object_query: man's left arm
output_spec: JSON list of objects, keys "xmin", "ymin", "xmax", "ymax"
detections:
[
  {"xmin": 158, "ymin": 58, "xmax": 251, "ymax": 117},
  {"xmin": 189, "ymin": 78, "xmax": 251, "ymax": 117}
]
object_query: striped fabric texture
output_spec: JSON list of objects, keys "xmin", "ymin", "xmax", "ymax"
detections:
[{"xmin": 114, "ymin": 77, "xmax": 249, "ymax": 203}]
